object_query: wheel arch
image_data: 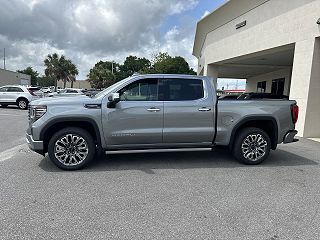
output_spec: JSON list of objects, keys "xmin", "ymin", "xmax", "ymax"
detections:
[
  {"xmin": 229, "ymin": 116, "xmax": 278, "ymax": 150},
  {"xmin": 16, "ymin": 97, "xmax": 29, "ymax": 104},
  {"xmin": 40, "ymin": 117, "xmax": 101, "ymax": 153}
]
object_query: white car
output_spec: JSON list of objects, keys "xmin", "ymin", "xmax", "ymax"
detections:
[
  {"xmin": 0, "ymin": 85, "xmax": 42, "ymax": 110},
  {"xmin": 41, "ymin": 87, "xmax": 52, "ymax": 93},
  {"xmin": 47, "ymin": 88, "xmax": 86, "ymax": 97}
]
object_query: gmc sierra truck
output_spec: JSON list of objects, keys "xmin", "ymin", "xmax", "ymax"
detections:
[{"xmin": 26, "ymin": 74, "xmax": 299, "ymax": 170}]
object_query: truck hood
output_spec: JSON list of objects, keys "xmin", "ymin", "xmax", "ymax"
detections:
[{"xmin": 30, "ymin": 95, "xmax": 101, "ymax": 106}]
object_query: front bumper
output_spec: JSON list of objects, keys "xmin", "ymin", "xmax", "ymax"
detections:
[
  {"xmin": 283, "ymin": 130, "xmax": 299, "ymax": 144},
  {"xmin": 26, "ymin": 133, "xmax": 44, "ymax": 155}
]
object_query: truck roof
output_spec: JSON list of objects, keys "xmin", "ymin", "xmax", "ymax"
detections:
[{"xmin": 131, "ymin": 73, "xmax": 212, "ymax": 81}]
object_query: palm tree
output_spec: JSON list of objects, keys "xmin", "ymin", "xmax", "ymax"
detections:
[
  {"xmin": 66, "ymin": 60, "xmax": 78, "ymax": 88},
  {"xmin": 44, "ymin": 53, "xmax": 78, "ymax": 90},
  {"xmin": 44, "ymin": 53, "xmax": 60, "ymax": 90}
]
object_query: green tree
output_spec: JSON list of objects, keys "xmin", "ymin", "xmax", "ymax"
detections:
[
  {"xmin": 87, "ymin": 53, "xmax": 196, "ymax": 89},
  {"xmin": 87, "ymin": 64, "xmax": 116, "ymax": 89},
  {"xmin": 92, "ymin": 60, "xmax": 124, "ymax": 81},
  {"xmin": 94, "ymin": 61, "xmax": 119, "ymax": 73},
  {"xmin": 37, "ymin": 75, "xmax": 55, "ymax": 87},
  {"xmin": 17, "ymin": 67, "xmax": 39, "ymax": 86},
  {"xmin": 44, "ymin": 53, "xmax": 79, "ymax": 90},
  {"xmin": 120, "ymin": 56, "xmax": 151, "ymax": 77},
  {"xmin": 150, "ymin": 52, "xmax": 196, "ymax": 75}
]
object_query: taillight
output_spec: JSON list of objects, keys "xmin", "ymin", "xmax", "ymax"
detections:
[
  {"xmin": 291, "ymin": 104, "xmax": 299, "ymax": 124},
  {"xmin": 27, "ymin": 88, "xmax": 36, "ymax": 96}
]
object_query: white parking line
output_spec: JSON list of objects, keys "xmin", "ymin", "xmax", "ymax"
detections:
[{"xmin": 0, "ymin": 143, "xmax": 27, "ymax": 162}]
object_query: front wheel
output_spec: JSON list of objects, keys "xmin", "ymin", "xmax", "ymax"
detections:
[
  {"xmin": 48, "ymin": 127, "xmax": 95, "ymax": 170},
  {"xmin": 233, "ymin": 127, "xmax": 271, "ymax": 165}
]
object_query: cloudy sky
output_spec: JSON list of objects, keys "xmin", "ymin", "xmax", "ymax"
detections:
[{"xmin": 0, "ymin": 0, "xmax": 245, "ymax": 89}]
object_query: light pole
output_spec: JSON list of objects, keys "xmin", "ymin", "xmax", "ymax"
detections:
[
  {"xmin": 111, "ymin": 61, "xmax": 115, "ymax": 74},
  {"xmin": 3, "ymin": 48, "xmax": 6, "ymax": 70}
]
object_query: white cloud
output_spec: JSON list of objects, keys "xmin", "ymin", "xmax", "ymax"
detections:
[
  {"xmin": 159, "ymin": 26, "xmax": 197, "ymax": 70},
  {"xmin": 0, "ymin": 0, "xmax": 199, "ymax": 79},
  {"xmin": 201, "ymin": 10, "xmax": 210, "ymax": 19}
]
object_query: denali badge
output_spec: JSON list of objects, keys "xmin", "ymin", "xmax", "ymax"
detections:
[{"xmin": 111, "ymin": 133, "xmax": 136, "ymax": 137}]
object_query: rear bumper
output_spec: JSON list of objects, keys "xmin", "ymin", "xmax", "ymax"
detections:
[
  {"xmin": 26, "ymin": 133, "xmax": 44, "ymax": 155},
  {"xmin": 283, "ymin": 130, "xmax": 299, "ymax": 144}
]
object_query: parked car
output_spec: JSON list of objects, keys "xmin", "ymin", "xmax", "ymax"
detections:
[
  {"xmin": 41, "ymin": 87, "xmax": 52, "ymax": 94},
  {"xmin": 237, "ymin": 92, "xmax": 289, "ymax": 100},
  {"xmin": 218, "ymin": 94, "xmax": 240, "ymax": 100},
  {"xmin": 26, "ymin": 74, "xmax": 299, "ymax": 170},
  {"xmin": 83, "ymin": 89, "xmax": 101, "ymax": 97},
  {"xmin": 47, "ymin": 88, "xmax": 86, "ymax": 97},
  {"xmin": 0, "ymin": 85, "xmax": 42, "ymax": 109}
]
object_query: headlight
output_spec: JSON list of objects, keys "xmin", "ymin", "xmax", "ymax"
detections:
[{"xmin": 29, "ymin": 105, "xmax": 47, "ymax": 122}]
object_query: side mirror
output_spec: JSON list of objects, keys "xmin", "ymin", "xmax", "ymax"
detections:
[{"xmin": 108, "ymin": 93, "xmax": 120, "ymax": 103}]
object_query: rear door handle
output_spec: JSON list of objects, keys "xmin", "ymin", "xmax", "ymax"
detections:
[
  {"xmin": 198, "ymin": 107, "xmax": 211, "ymax": 112},
  {"xmin": 147, "ymin": 107, "xmax": 161, "ymax": 112}
]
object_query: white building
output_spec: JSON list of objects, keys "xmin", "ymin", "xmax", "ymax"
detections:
[
  {"xmin": 0, "ymin": 68, "xmax": 31, "ymax": 86},
  {"xmin": 193, "ymin": 0, "xmax": 320, "ymax": 137}
]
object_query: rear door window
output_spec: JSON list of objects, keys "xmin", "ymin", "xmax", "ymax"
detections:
[
  {"xmin": 7, "ymin": 87, "xmax": 24, "ymax": 92},
  {"xmin": 159, "ymin": 78, "xmax": 204, "ymax": 101}
]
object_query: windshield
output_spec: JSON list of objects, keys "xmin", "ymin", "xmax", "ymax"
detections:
[{"xmin": 94, "ymin": 77, "xmax": 133, "ymax": 99}]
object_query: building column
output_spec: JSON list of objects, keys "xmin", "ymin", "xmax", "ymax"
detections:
[
  {"xmin": 303, "ymin": 38, "xmax": 320, "ymax": 137},
  {"xmin": 290, "ymin": 38, "xmax": 320, "ymax": 137},
  {"xmin": 204, "ymin": 64, "xmax": 218, "ymax": 88}
]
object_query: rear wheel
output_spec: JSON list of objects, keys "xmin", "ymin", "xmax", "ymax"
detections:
[
  {"xmin": 48, "ymin": 127, "xmax": 95, "ymax": 170},
  {"xmin": 233, "ymin": 127, "xmax": 271, "ymax": 165},
  {"xmin": 0, "ymin": 104, "xmax": 8, "ymax": 108},
  {"xmin": 17, "ymin": 98, "xmax": 28, "ymax": 110}
]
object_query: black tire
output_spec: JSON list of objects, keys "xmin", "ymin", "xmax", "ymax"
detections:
[
  {"xmin": 17, "ymin": 98, "xmax": 28, "ymax": 110},
  {"xmin": 232, "ymin": 127, "xmax": 271, "ymax": 165},
  {"xmin": 0, "ymin": 104, "xmax": 8, "ymax": 108},
  {"xmin": 48, "ymin": 127, "xmax": 96, "ymax": 170}
]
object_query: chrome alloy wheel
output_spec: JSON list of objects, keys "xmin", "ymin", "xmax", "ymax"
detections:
[
  {"xmin": 241, "ymin": 133, "xmax": 267, "ymax": 162},
  {"xmin": 18, "ymin": 100, "xmax": 27, "ymax": 109},
  {"xmin": 54, "ymin": 134, "xmax": 89, "ymax": 166}
]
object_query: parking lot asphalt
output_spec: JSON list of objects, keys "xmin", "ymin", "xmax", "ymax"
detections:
[
  {"xmin": 0, "ymin": 106, "xmax": 28, "ymax": 153},
  {"xmin": 1, "ymin": 107, "xmax": 320, "ymax": 239}
]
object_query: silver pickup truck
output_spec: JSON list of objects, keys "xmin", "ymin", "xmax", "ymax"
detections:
[{"xmin": 26, "ymin": 74, "xmax": 299, "ymax": 170}]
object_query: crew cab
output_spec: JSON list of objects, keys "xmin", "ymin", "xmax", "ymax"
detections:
[{"xmin": 26, "ymin": 74, "xmax": 299, "ymax": 170}]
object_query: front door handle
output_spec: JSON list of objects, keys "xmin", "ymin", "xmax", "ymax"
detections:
[
  {"xmin": 147, "ymin": 107, "xmax": 161, "ymax": 112},
  {"xmin": 198, "ymin": 107, "xmax": 211, "ymax": 112}
]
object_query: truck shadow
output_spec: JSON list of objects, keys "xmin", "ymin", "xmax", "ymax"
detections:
[{"xmin": 39, "ymin": 147, "xmax": 318, "ymax": 173}]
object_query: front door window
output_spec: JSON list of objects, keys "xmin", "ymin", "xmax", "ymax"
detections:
[{"xmin": 118, "ymin": 79, "xmax": 158, "ymax": 101}]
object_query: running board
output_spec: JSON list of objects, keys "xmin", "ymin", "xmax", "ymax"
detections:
[{"xmin": 105, "ymin": 148, "xmax": 213, "ymax": 155}]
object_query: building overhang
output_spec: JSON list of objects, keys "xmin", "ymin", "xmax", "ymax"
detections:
[
  {"xmin": 193, "ymin": 0, "xmax": 270, "ymax": 58},
  {"xmin": 212, "ymin": 44, "xmax": 295, "ymax": 78}
]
